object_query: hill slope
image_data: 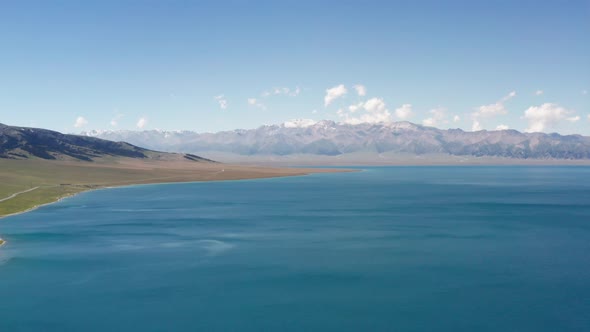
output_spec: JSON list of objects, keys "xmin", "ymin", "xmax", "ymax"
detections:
[
  {"xmin": 0, "ymin": 123, "xmax": 345, "ymax": 219},
  {"xmin": 0, "ymin": 123, "xmax": 213, "ymax": 162}
]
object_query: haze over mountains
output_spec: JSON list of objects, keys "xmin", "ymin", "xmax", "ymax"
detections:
[{"xmin": 83, "ymin": 120, "xmax": 590, "ymax": 161}]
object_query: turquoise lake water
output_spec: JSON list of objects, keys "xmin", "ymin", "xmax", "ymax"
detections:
[{"xmin": 1, "ymin": 166, "xmax": 589, "ymax": 331}]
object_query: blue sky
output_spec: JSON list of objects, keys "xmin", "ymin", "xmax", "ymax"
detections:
[{"xmin": 0, "ymin": 0, "xmax": 588, "ymax": 134}]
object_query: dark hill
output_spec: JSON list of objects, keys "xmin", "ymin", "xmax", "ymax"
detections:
[{"xmin": 0, "ymin": 123, "xmax": 214, "ymax": 162}]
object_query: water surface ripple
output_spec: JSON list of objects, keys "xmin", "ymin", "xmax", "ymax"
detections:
[{"xmin": 1, "ymin": 166, "xmax": 589, "ymax": 331}]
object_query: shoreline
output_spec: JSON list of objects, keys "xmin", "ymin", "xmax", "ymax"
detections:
[
  {"xmin": 0, "ymin": 168, "xmax": 353, "ymax": 247},
  {"xmin": 0, "ymin": 191, "xmax": 84, "ymax": 247},
  {"xmin": 0, "ymin": 172, "xmax": 321, "ymax": 220},
  {"xmin": 4, "ymin": 161, "xmax": 587, "ymax": 247},
  {"xmin": 0, "ymin": 190, "xmax": 83, "ymax": 220},
  {"xmin": 225, "ymin": 160, "xmax": 590, "ymax": 167},
  {"xmin": 2, "ymin": 162, "xmax": 589, "ymax": 222}
]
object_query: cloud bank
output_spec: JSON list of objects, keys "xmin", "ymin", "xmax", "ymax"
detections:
[
  {"xmin": 523, "ymin": 103, "xmax": 569, "ymax": 133},
  {"xmin": 338, "ymin": 98, "xmax": 391, "ymax": 124}
]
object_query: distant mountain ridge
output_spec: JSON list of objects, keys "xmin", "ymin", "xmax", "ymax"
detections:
[
  {"xmin": 0, "ymin": 123, "xmax": 213, "ymax": 162},
  {"xmin": 84, "ymin": 120, "xmax": 590, "ymax": 160}
]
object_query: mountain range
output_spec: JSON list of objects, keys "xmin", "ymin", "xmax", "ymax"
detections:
[
  {"xmin": 0, "ymin": 123, "xmax": 212, "ymax": 162},
  {"xmin": 83, "ymin": 120, "xmax": 590, "ymax": 160}
]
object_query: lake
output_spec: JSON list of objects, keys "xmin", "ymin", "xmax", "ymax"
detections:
[{"xmin": 1, "ymin": 166, "xmax": 589, "ymax": 331}]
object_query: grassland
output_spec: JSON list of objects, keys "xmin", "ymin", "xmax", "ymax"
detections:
[{"xmin": 0, "ymin": 157, "xmax": 340, "ymax": 219}]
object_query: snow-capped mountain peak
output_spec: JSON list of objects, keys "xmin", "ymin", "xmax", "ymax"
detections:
[{"xmin": 282, "ymin": 119, "xmax": 317, "ymax": 128}]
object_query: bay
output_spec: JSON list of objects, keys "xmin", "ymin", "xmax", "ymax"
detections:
[{"xmin": 1, "ymin": 166, "xmax": 589, "ymax": 331}]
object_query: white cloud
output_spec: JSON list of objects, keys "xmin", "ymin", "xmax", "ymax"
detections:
[
  {"xmin": 423, "ymin": 118, "xmax": 436, "ymax": 127},
  {"xmin": 214, "ymin": 95, "xmax": 228, "ymax": 110},
  {"xmin": 496, "ymin": 124, "xmax": 509, "ymax": 130},
  {"xmin": 566, "ymin": 115, "xmax": 580, "ymax": 123},
  {"xmin": 453, "ymin": 115, "xmax": 461, "ymax": 123},
  {"xmin": 353, "ymin": 84, "xmax": 367, "ymax": 97},
  {"xmin": 110, "ymin": 113, "xmax": 124, "ymax": 127},
  {"xmin": 74, "ymin": 116, "xmax": 88, "ymax": 128},
  {"xmin": 471, "ymin": 91, "xmax": 516, "ymax": 131},
  {"xmin": 311, "ymin": 109, "xmax": 318, "ymax": 114},
  {"xmin": 283, "ymin": 119, "xmax": 317, "ymax": 128},
  {"xmin": 422, "ymin": 108, "xmax": 447, "ymax": 127},
  {"xmin": 474, "ymin": 91, "xmax": 516, "ymax": 117},
  {"xmin": 338, "ymin": 97, "xmax": 391, "ymax": 124},
  {"xmin": 274, "ymin": 87, "xmax": 287, "ymax": 95},
  {"xmin": 348, "ymin": 102, "xmax": 363, "ymax": 113},
  {"xmin": 136, "ymin": 117, "xmax": 148, "ymax": 129},
  {"xmin": 263, "ymin": 86, "xmax": 300, "ymax": 97},
  {"xmin": 324, "ymin": 84, "xmax": 347, "ymax": 107},
  {"xmin": 535, "ymin": 90, "xmax": 544, "ymax": 96},
  {"xmin": 247, "ymin": 98, "xmax": 266, "ymax": 110},
  {"xmin": 364, "ymin": 98, "xmax": 387, "ymax": 113},
  {"xmin": 394, "ymin": 104, "xmax": 413, "ymax": 120},
  {"xmin": 523, "ymin": 103, "xmax": 570, "ymax": 133},
  {"xmin": 471, "ymin": 119, "xmax": 482, "ymax": 131}
]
